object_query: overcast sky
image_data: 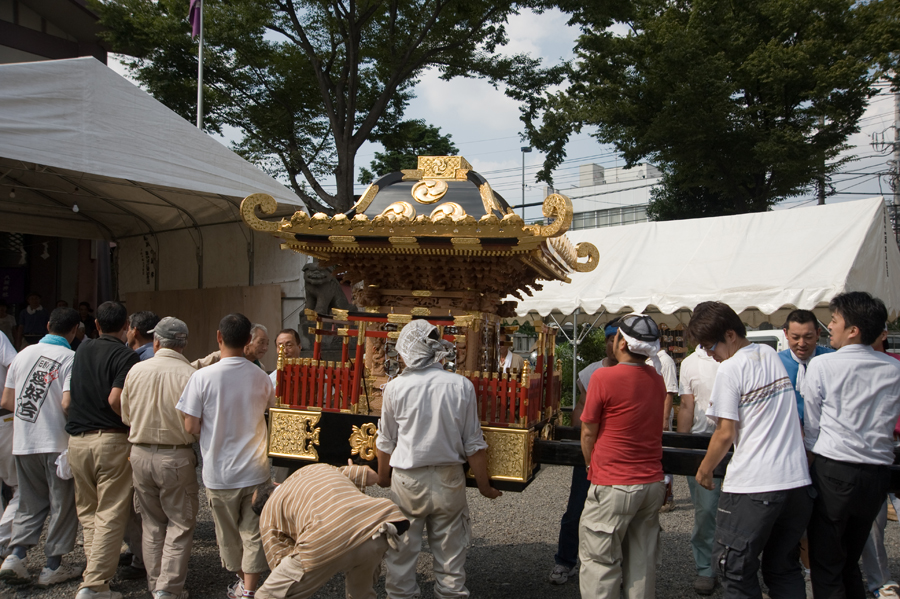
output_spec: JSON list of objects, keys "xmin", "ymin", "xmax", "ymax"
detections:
[{"xmin": 110, "ymin": 7, "xmax": 898, "ymax": 220}]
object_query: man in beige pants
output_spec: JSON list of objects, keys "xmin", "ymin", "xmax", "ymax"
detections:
[
  {"xmin": 121, "ymin": 317, "xmax": 198, "ymax": 599},
  {"xmin": 375, "ymin": 320, "xmax": 501, "ymax": 599},
  {"xmin": 65, "ymin": 301, "xmax": 140, "ymax": 599},
  {"xmin": 579, "ymin": 314, "xmax": 667, "ymax": 599},
  {"xmin": 254, "ymin": 463, "xmax": 408, "ymax": 599}
]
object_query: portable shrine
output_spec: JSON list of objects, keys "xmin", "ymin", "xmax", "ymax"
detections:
[{"xmin": 241, "ymin": 156, "xmax": 598, "ymax": 491}]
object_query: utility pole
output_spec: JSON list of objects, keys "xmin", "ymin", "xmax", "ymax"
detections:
[
  {"xmin": 521, "ymin": 146, "xmax": 532, "ymax": 219},
  {"xmin": 894, "ymin": 90, "xmax": 899, "ymax": 208},
  {"xmin": 818, "ymin": 115, "xmax": 826, "ymax": 205}
]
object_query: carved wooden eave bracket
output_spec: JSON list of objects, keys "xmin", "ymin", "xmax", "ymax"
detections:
[{"xmin": 241, "ymin": 192, "xmax": 598, "ymax": 278}]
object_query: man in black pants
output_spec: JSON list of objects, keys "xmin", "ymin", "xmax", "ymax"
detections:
[
  {"xmin": 802, "ymin": 292, "xmax": 900, "ymax": 599},
  {"xmin": 691, "ymin": 302, "xmax": 813, "ymax": 599}
]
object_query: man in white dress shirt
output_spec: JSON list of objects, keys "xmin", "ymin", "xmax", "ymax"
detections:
[
  {"xmin": 802, "ymin": 292, "xmax": 900, "ymax": 599},
  {"xmin": 375, "ymin": 319, "xmax": 501, "ymax": 599}
]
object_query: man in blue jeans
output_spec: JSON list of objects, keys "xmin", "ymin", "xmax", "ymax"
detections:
[{"xmin": 548, "ymin": 320, "xmax": 619, "ymax": 585}]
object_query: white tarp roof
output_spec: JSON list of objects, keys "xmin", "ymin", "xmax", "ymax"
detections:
[
  {"xmin": 0, "ymin": 57, "xmax": 303, "ymax": 240},
  {"xmin": 516, "ymin": 197, "xmax": 900, "ymax": 322}
]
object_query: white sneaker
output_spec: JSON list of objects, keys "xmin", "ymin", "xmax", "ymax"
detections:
[
  {"xmin": 74, "ymin": 588, "xmax": 124, "ymax": 599},
  {"xmin": 548, "ymin": 563, "xmax": 577, "ymax": 585},
  {"xmin": 0, "ymin": 554, "xmax": 30, "ymax": 584},
  {"xmin": 226, "ymin": 577, "xmax": 245, "ymax": 599},
  {"xmin": 877, "ymin": 583, "xmax": 900, "ymax": 599},
  {"xmin": 155, "ymin": 591, "xmax": 189, "ymax": 599},
  {"xmin": 36, "ymin": 562, "xmax": 84, "ymax": 588}
]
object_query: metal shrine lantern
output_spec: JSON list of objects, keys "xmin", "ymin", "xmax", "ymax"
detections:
[{"xmin": 241, "ymin": 156, "xmax": 598, "ymax": 490}]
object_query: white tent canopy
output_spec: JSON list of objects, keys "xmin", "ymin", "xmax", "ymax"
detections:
[
  {"xmin": 0, "ymin": 57, "xmax": 303, "ymax": 241},
  {"xmin": 515, "ymin": 197, "xmax": 900, "ymax": 325}
]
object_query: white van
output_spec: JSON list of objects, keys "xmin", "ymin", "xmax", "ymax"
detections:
[{"xmin": 746, "ymin": 329, "xmax": 788, "ymax": 352}]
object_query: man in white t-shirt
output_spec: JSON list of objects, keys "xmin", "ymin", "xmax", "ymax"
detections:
[
  {"xmin": 652, "ymin": 348, "xmax": 679, "ymax": 513},
  {"xmin": 177, "ymin": 313, "xmax": 274, "ymax": 599},
  {"xmin": 676, "ymin": 346, "xmax": 720, "ymax": 595},
  {"xmin": 0, "ymin": 308, "xmax": 83, "ymax": 587},
  {"xmin": 0, "ymin": 330, "xmax": 17, "ymax": 558},
  {"xmin": 689, "ymin": 301, "xmax": 813, "ymax": 599}
]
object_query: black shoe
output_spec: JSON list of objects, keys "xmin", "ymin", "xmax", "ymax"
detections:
[
  {"xmin": 694, "ymin": 576, "xmax": 716, "ymax": 595},
  {"xmin": 118, "ymin": 565, "xmax": 146, "ymax": 580}
]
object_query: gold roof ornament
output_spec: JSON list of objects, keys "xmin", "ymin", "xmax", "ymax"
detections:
[{"xmin": 241, "ymin": 156, "xmax": 598, "ymax": 316}]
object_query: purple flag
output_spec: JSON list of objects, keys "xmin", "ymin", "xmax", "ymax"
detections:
[{"xmin": 189, "ymin": 0, "xmax": 201, "ymax": 39}]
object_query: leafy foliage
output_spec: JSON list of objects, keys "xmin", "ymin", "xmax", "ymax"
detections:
[
  {"xmin": 518, "ymin": 0, "xmax": 899, "ymax": 219},
  {"xmin": 93, "ymin": 0, "xmax": 564, "ymax": 213},
  {"xmin": 555, "ymin": 325, "xmax": 607, "ymax": 410},
  {"xmin": 358, "ymin": 120, "xmax": 458, "ymax": 184}
]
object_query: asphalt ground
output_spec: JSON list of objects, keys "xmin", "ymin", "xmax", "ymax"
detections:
[{"xmin": 9, "ymin": 465, "xmax": 900, "ymax": 599}]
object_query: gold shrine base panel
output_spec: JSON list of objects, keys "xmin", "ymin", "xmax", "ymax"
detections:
[
  {"xmin": 267, "ymin": 410, "xmax": 537, "ymax": 484},
  {"xmin": 468, "ymin": 426, "xmax": 536, "ymax": 483},
  {"xmin": 268, "ymin": 409, "xmax": 322, "ymax": 462}
]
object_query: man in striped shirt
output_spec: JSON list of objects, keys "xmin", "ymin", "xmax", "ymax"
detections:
[{"xmin": 253, "ymin": 463, "xmax": 408, "ymax": 599}]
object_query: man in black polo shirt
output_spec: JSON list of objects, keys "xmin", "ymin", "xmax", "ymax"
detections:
[{"xmin": 65, "ymin": 301, "xmax": 140, "ymax": 599}]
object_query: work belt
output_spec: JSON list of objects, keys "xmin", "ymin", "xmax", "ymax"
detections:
[
  {"xmin": 133, "ymin": 443, "xmax": 194, "ymax": 450},
  {"xmin": 80, "ymin": 428, "xmax": 129, "ymax": 435}
]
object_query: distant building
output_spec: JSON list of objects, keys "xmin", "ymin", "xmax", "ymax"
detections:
[
  {"xmin": 0, "ymin": 0, "xmax": 106, "ymax": 65},
  {"xmin": 547, "ymin": 163, "xmax": 662, "ymax": 230}
]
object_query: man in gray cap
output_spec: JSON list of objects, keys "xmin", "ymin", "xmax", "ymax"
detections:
[{"xmin": 120, "ymin": 317, "xmax": 198, "ymax": 599}]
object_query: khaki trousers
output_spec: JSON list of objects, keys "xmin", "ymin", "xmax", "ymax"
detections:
[
  {"xmin": 579, "ymin": 481, "xmax": 665, "ymax": 599},
  {"xmin": 68, "ymin": 431, "xmax": 134, "ymax": 592},
  {"xmin": 256, "ymin": 535, "xmax": 389, "ymax": 599},
  {"xmin": 206, "ymin": 486, "xmax": 268, "ymax": 574},
  {"xmin": 385, "ymin": 465, "xmax": 470, "ymax": 599},
  {"xmin": 131, "ymin": 445, "xmax": 199, "ymax": 595}
]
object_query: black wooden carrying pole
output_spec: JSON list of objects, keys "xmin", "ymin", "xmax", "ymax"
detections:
[{"xmin": 538, "ymin": 431, "xmax": 900, "ymax": 493}]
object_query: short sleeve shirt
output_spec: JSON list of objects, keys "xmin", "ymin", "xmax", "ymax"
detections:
[
  {"xmin": 65, "ymin": 335, "xmax": 139, "ymax": 434},
  {"xmin": 678, "ymin": 347, "xmax": 719, "ymax": 434},
  {"xmin": 706, "ymin": 343, "xmax": 811, "ymax": 493},
  {"xmin": 176, "ymin": 357, "xmax": 274, "ymax": 489},
  {"xmin": 5, "ymin": 342, "xmax": 74, "ymax": 454},
  {"xmin": 582, "ymin": 363, "xmax": 666, "ymax": 485}
]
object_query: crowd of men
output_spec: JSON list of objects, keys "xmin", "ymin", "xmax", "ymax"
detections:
[
  {"xmin": 0, "ymin": 290, "xmax": 898, "ymax": 599},
  {"xmin": 556, "ymin": 292, "xmax": 900, "ymax": 599}
]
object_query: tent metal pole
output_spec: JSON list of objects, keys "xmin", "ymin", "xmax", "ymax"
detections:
[
  {"xmin": 572, "ymin": 307, "xmax": 579, "ymax": 403},
  {"xmin": 196, "ymin": 0, "xmax": 204, "ymax": 129}
]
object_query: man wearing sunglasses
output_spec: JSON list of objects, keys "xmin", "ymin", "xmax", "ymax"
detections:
[{"xmin": 690, "ymin": 301, "xmax": 813, "ymax": 599}]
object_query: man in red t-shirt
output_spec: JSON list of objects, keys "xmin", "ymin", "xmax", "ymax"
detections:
[{"xmin": 579, "ymin": 313, "xmax": 666, "ymax": 599}]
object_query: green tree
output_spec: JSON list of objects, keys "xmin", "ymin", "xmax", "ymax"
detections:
[
  {"xmin": 358, "ymin": 120, "xmax": 459, "ymax": 184},
  {"xmin": 518, "ymin": 0, "xmax": 899, "ymax": 219},
  {"xmin": 555, "ymin": 325, "xmax": 606, "ymax": 411},
  {"xmin": 94, "ymin": 0, "xmax": 562, "ymax": 214}
]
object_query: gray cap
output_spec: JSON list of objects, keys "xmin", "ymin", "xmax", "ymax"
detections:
[{"xmin": 149, "ymin": 316, "xmax": 188, "ymax": 340}]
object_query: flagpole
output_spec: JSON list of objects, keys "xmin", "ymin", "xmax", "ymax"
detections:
[{"xmin": 196, "ymin": 0, "xmax": 204, "ymax": 129}]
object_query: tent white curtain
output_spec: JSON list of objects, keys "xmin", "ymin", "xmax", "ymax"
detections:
[
  {"xmin": 0, "ymin": 57, "xmax": 303, "ymax": 240},
  {"xmin": 514, "ymin": 197, "xmax": 900, "ymax": 324}
]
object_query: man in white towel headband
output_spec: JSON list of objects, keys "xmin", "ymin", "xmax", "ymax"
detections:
[{"xmin": 579, "ymin": 312, "xmax": 667, "ymax": 598}]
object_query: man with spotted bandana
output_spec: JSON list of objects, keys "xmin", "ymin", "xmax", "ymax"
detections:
[{"xmin": 375, "ymin": 319, "xmax": 500, "ymax": 599}]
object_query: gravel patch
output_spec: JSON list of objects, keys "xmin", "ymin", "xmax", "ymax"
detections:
[{"xmin": 12, "ymin": 466, "xmax": 900, "ymax": 598}]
